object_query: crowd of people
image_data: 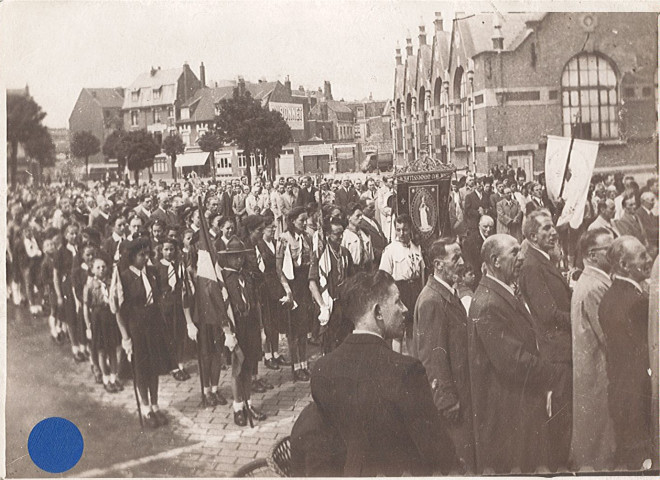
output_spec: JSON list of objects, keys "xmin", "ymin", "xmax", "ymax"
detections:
[{"xmin": 6, "ymin": 166, "xmax": 658, "ymax": 474}]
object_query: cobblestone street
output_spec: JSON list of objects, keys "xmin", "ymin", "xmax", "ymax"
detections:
[{"xmin": 6, "ymin": 303, "xmax": 315, "ymax": 477}]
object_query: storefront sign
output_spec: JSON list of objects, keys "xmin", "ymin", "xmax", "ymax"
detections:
[{"xmin": 269, "ymin": 102, "xmax": 304, "ymax": 130}]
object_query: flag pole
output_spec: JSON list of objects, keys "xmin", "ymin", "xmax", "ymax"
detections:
[{"xmin": 559, "ymin": 113, "xmax": 580, "ymax": 199}]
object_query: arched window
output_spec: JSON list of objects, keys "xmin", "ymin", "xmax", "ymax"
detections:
[
  {"xmin": 561, "ymin": 53, "xmax": 618, "ymax": 140},
  {"xmin": 454, "ymin": 68, "xmax": 469, "ymax": 147}
]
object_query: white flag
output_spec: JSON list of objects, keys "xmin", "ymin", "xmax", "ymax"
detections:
[{"xmin": 545, "ymin": 135, "xmax": 599, "ymax": 229}]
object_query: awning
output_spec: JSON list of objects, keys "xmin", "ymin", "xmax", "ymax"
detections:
[{"xmin": 175, "ymin": 151, "xmax": 211, "ymax": 168}]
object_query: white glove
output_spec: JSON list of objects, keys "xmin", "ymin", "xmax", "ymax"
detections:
[
  {"xmin": 318, "ymin": 306, "xmax": 331, "ymax": 326},
  {"xmin": 122, "ymin": 337, "xmax": 133, "ymax": 359},
  {"xmin": 224, "ymin": 332, "xmax": 238, "ymax": 351},
  {"xmin": 187, "ymin": 322, "xmax": 198, "ymax": 342},
  {"xmin": 86, "ymin": 328, "xmax": 92, "ymax": 341}
]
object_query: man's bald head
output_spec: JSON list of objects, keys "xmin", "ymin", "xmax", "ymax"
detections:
[
  {"xmin": 607, "ymin": 235, "xmax": 653, "ymax": 281},
  {"xmin": 640, "ymin": 191, "xmax": 655, "ymax": 210},
  {"xmin": 481, "ymin": 234, "xmax": 522, "ymax": 285},
  {"xmin": 479, "ymin": 215, "xmax": 495, "ymax": 238}
]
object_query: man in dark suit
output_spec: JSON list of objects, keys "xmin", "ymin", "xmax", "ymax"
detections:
[
  {"xmin": 334, "ymin": 177, "xmax": 359, "ymax": 209},
  {"xmin": 599, "ymin": 236, "xmax": 654, "ymax": 470},
  {"xmin": 461, "ymin": 215, "xmax": 494, "ymax": 285},
  {"xmin": 359, "ymin": 198, "xmax": 387, "ymax": 266},
  {"xmin": 463, "ymin": 177, "xmax": 490, "ymax": 234},
  {"xmin": 295, "ymin": 176, "xmax": 317, "ymax": 208},
  {"xmin": 412, "ymin": 239, "xmax": 476, "ymax": 472},
  {"xmin": 151, "ymin": 192, "xmax": 178, "ymax": 227},
  {"xmin": 636, "ymin": 192, "xmax": 658, "ymax": 254},
  {"xmin": 311, "ymin": 271, "xmax": 458, "ymax": 477},
  {"xmin": 468, "ymin": 234, "xmax": 567, "ymax": 474},
  {"xmin": 90, "ymin": 199, "xmax": 112, "ymax": 238},
  {"xmin": 518, "ymin": 210, "xmax": 572, "ymax": 471},
  {"xmin": 133, "ymin": 195, "xmax": 153, "ymax": 226}
]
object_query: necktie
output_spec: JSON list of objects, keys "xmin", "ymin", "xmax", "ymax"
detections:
[
  {"xmin": 114, "ymin": 240, "xmax": 122, "ymax": 263},
  {"xmin": 357, "ymin": 232, "xmax": 365, "ymax": 265},
  {"xmin": 141, "ymin": 269, "xmax": 153, "ymax": 306},
  {"xmin": 167, "ymin": 262, "xmax": 176, "ymax": 291},
  {"xmin": 255, "ymin": 246, "xmax": 265, "ymax": 272},
  {"xmin": 100, "ymin": 281, "xmax": 110, "ymax": 304},
  {"xmin": 295, "ymin": 234, "xmax": 303, "ymax": 267},
  {"xmin": 238, "ymin": 277, "xmax": 249, "ymax": 311}
]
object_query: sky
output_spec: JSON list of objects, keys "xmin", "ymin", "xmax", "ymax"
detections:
[{"xmin": 1, "ymin": 1, "xmax": 652, "ymax": 128}]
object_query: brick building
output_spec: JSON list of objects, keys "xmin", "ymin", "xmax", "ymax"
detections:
[
  {"xmin": 68, "ymin": 87, "xmax": 124, "ymax": 164},
  {"xmin": 393, "ymin": 12, "xmax": 658, "ymax": 176}
]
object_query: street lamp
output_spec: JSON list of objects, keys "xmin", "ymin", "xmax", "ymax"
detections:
[
  {"xmin": 467, "ymin": 58, "xmax": 477, "ymax": 174},
  {"xmin": 442, "ymin": 70, "xmax": 452, "ymax": 165}
]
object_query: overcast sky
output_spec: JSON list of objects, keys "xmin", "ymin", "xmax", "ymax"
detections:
[{"xmin": 1, "ymin": 1, "xmax": 653, "ymax": 128}]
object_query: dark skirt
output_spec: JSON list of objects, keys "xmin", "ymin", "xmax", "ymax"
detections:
[
  {"xmin": 90, "ymin": 305, "xmax": 121, "ymax": 353},
  {"xmin": 198, "ymin": 323, "xmax": 225, "ymax": 357},
  {"xmin": 235, "ymin": 311, "xmax": 262, "ymax": 375},
  {"xmin": 287, "ymin": 266, "xmax": 314, "ymax": 337},
  {"xmin": 160, "ymin": 302, "xmax": 186, "ymax": 350},
  {"xmin": 127, "ymin": 304, "xmax": 176, "ymax": 381}
]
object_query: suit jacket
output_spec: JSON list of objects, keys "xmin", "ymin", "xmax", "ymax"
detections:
[
  {"xmin": 218, "ymin": 191, "xmax": 234, "ymax": 220},
  {"xmin": 519, "ymin": 246, "xmax": 572, "ymax": 363},
  {"xmin": 412, "ymin": 276, "xmax": 476, "ymax": 471},
  {"xmin": 334, "ymin": 187, "xmax": 359, "ymax": 209},
  {"xmin": 636, "ymin": 206, "xmax": 658, "ymax": 250},
  {"xmin": 133, "ymin": 205, "xmax": 151, "ymax": 226},
  {"xmin": 91, "ymin": 214, "xmax": 109, "ymax": 238},
  {"xmin": 468, "ymin": 276, "xmax": 563, "ymax": 474},
  {"xmin": 569, "ymin": 266, "xmax": 615, "ymax": 470},
  {"xmin": 463, "ymin": 191, "xmax": 486, "ymax": 232},
  {"xmin": 311, "ymin": 333, "xmax": 458, "ymax": 476},
  {"xmin": 461, "ymin": 231, "xmax": 485, "ymax": 284},
  {"xmin": 496, "ymin": 198, "xmax": 522, "ymax": 240},
  {"xmin": 615, "ymin": 212, "xmax": 646, "ymax": 246},
  {"xmin": 296, "ymin": 187, "xmax": 318, "ymax": 208},
  {"xmin": 359, "ymin": 217, "xmax": 387, "ymax": 264},
  {"xmin": 599, "ymin": 278, "xmax": 653, "ymax": 469},
  {"xmin": 151, "ymin": 207, "xmax": 178, "ymax": 227}
]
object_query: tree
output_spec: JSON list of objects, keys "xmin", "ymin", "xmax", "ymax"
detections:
[
  {"xmin": 121, "ymin": 130, "xmax": 160, "ymax": 185},
  {"xmin": 255, "ymin": 108, "xmax": 292, "ymax": 181},
  {"xmin": 24, "ymin": 124, "xmax": 56, "ymax": 168},
  {"xmin": 7, "ymin": 92, "xmax": 47, "ymax": 187},
  {"xmin": 198, "ymin": 132, "xmax": 225, "ymax": 178},
  {"xmin": 103, "ymin": 130, "xmax": 128, "ymax": 180},
  {"xmin": 162, "ymin": 134, "xmax": 185, "ymax": 181},
  {"xmin": 70, "ymin": 130, "xmax": 100, "ymax": 180},
  {"xmin": 214, "ymin": 88, "xmax": 291, "ymax": 183}
]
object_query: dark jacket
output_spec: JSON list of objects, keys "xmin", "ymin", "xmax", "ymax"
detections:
[
  {"xmin": 463, "ymin": 190, "xmax": 490, "ymax": 232},
  {"xmin": 519, "ymin": 246, "xmax": 572, "ymax": 363},
  {"xmin": 359, "ymin": 217, "xmax": 387, "ymax": 264},
  {"xmin": 461, "ymin": 231, "xmax": 485, "ymax": 284},
  {"xmin": 296, "ymin": 186, "xmax": 318, "ymax": 208},
  {"xmin": 599, "ymin": 278, "xmax": 653, "ymax": 469},
  {"xmin": 636, "ymin": 206, "xmax": 658, "ymax": 250},
  {"xmin": 311, "ymin": 333, "xmax": 458, "ymax": 476},
  {"xmin": 468, "ymin": 275, "xmax": 564, "ymax": 474},
  {"xmin": 334, "ymin": 187, "xmax": 359, "ymax": 209},
  {"xmin": 412, "ymin": 276, "xmax": 476, "ymax": 472}
]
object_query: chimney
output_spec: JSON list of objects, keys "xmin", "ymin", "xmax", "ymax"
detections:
[
  {"xmin": 405, "ymin": 35, "xmax": 413, "ymax": 56},
  {"xmin": 91, "ymin": 90, "xmax": 97, "ymax": 98},
  {"xmin": 237, "ymin": 76, "xmax": 246, "ymax": 96},
  {"xmin": 324, "ymin": 81, "xmax": 333, "ymax": 101},
  {"xmin": 285, "ymin": 75, "xmax": 291, "ymax": 95},
  {"xmin": 418, "ymin": 24, "xmax": 427, "ymax": 46},
  {"xmin": 395, "ymin": 43, "xmax": 402, "ymax": 65},
  {"xmin": 320, "ymin": 102, "xmax": 329, "ymax": 121},
  {"xmin": 434, "ymin": 12, "xmax": 443, "ymax": 32},
  {"xmin": 150, "ymin": 66, "xmax": 157, "ymax": 76},
  {"xmin": 199, "ymin": 62, "xmax": 206, "ymax": 87},
  {"xmin": 492, "ymin": 14, "xmax": 504, "ymax": 51}
]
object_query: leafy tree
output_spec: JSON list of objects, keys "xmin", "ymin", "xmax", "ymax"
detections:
[
  {"xmin": 7, "ymin": 92, "xmax": 47, "ymax": 187},
  {"xmin": 103, "ymin": 129, "xmax": 128, "ymax": 179},
  {"xmin": 198, "ymin": 132, "xmax": 225, "ymax": 178},
  {"xmin": 121, "ymin": 130, "xmax": 160, "ymax": 184},
  {"xmin": 254, "ymin": 108, "xmax": 292, "ymax": 181},
  {"xmin": 70, "ymin": 130, "xmax": 101, "ymax": 179},
  {"xmin": 161, "ymin": 133, "xmax": 185, "ymax": 181},
  {"xmin": 24, "ymin": 124, "xmax": 56, "ymax": 167},
  {"xmin": 214, "ymin": 89, "xmax": 291, "ymax": 183}
]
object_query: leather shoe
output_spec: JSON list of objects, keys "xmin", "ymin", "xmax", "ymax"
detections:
[
  {"xmin": 180, "ymin": 368, "xmax": 191, "ymax": 380},
  {"xmin": 251, "ymin": 379, "xmax": 266, "ymax": 393},
  {"xmin": 92, "ymin": 365, "xmax": 103, "ymax": 384},
  {"xmin": 297, "ymin": 369, "xmax": 310, "ymax": 382},
  {"xmin": 275, "ymin": 356, "xmax": 291, "ymax": 366},
  {"xmin": 264, "ymin": 358, "xmax": 280, "ymax": 370},
  {"xmin": 73, "ymin": 351, "xmax": 86, "ymax": 363},
  {"xmin": 145, "ymin": 411, "xmax": 159, "ymax": 428},
  {"xmin": 247, "ymin": 405, "xmax": 266, "ymax": 421},
  {"xmin": 234, "ymin": 409, "xmax": 247, "ymax": 427},
  {"xmin": 214, "ymin": 391, "xmax": 228, "ymax": 405},
  {"xmin": 172, "ymin": 369, "xmax": 186, "ymax": 381},
  {"xmin": 112, "ymin": 381, "xmax": 124, "ymax": 391},
  {"xmin": 258, "ymin": 378, "xmax": 274, "ymax": 390},
  {"xmin": 154, "ymin": 410, "xmax": 168, "ymax": 425},
  {"xmin": 103, "ymin": 382, "xmax": 117, "ymax": 393}
]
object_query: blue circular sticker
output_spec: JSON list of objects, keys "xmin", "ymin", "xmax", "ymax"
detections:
[{"xmin": 28, "ymin": 417, "xmax": 84, "ymax": 473}]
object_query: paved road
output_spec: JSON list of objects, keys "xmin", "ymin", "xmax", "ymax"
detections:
[{"xmin": 5, "ymin": 304, "xmax": 313, "ymax": 477}]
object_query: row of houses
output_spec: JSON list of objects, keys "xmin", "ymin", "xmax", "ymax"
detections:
[
  {"xmin": 393, "ymin": 11, "xmax": 658, "ymax": 178},
  {"xmin": 69, "ymin": 62, "xmax": 393, "ymax": 180}
]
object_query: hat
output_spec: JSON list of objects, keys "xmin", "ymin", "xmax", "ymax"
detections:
[
  {"xmin": 243, "ymin": 214, "xmax": 265, "ymax": 233},
  {"xmin": 217, "ymin": 236, "xmax": 252, "ymax": 255}
]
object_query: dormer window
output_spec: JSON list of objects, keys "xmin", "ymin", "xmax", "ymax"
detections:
[
  {"xmin": 131, "ymin": 90, "xmax": 139, "ymax": 102},
  {"xmin": 153, "ymin": 87, "xmax": 162, "ymax": 101}
]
